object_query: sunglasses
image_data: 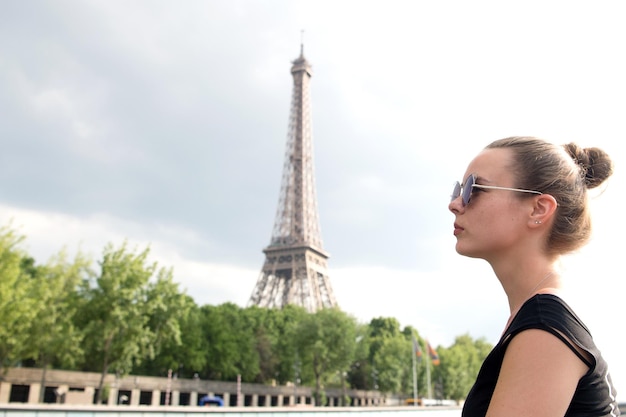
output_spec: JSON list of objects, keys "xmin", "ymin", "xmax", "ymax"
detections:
[{"xmin": 452, "ymin": 174, "xmax": 542, "ymax": 207}]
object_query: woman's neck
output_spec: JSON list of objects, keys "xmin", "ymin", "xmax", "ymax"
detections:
[{"xmin": 492, "ymin": 258, "xmax": 562, "ymax": 315}]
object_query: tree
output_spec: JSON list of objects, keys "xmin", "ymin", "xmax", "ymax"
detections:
[
  {"xmin": 296, "ymin": 308, "xmax": 357, "ymax": 405},
  {"xmin": 241, "ymin": 306, "xmax": 280, "ymax": 384},
  {"xmin": 366, "ymin": 317, "xmax": 413, "ymax": 395},
  {"xmin": 26, "ymin": 250, "xmax": 90, "ymax": 402},
  {"xmin": 76, "ymin": 242, "xmax": 160, "ymax": 404},
  {"xmin": 199, "ymin": 303, "xmax": 259, "ymax": 382},
  {"xmin": 437, "ymin": 334, "xmax": 492, "ymax": 403},
  {"xmin": 372, "ymin": 333, "xmax": 411, "ymax": 394},
  {"xmin": 369, "ymin": 317, "xmax": 403, "ymax": 339},
  {"xmin": 272, "ymin": 304, "xmax": 308, "ymax": 385},
  {"xmin": 347, "ymin": 324, "xmax": 374, "ymax": 390},
  {"xmin": 169, "ymin": 299, "xmax": 207, "ymax": 377},
  {"xmin": 0, "ymin": 225, "xmax": 37, "ymax": 370},
  {"xmin": 134, "ymin": 275, "xmax": 203, "ymax": 378},
  {"xmin": 367, "ymin": 317, "xmax": 402, "ymax": 364}
]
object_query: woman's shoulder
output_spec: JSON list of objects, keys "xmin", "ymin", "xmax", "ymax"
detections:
[{"xmin": 510, "ymin": 293, "xmax": 592, "ymax": 337}]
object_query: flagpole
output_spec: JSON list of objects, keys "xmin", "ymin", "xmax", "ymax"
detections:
[
  {"xmin": 412, "ymin": 344, "xmax": 418, "ymax": 406},
  {"xmin": 411, "ymin": 335, "xmax": 420, "ymax": 406},
  {"xmin": 426, "ymin": 342, "xmax": 432, "ymax": 399}
]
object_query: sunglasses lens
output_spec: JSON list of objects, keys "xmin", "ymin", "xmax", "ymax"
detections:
[
  {"xmin": 452, "ymin": 175, "xmax": 476, "ymax": 206},
  {"xmin": 452, "ymin": 182, "xmax": 461, "ymax": 202},
  {"xmin": 462, "ymin": 174, "xmax": 475, "ymax": 206},
  {"xmin": 463, "ymin": 186, "xmax": 471, "ymax": 206}
]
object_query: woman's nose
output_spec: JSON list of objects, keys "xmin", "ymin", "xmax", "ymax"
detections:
[{"xmin": 449, "ymin": 195, "xmax": 464, "ymax": 213}]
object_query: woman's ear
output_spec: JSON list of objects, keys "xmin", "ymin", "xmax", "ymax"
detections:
[{"xmin": 529, "ymin": 194, "xmax": 558, "ymax": 227}]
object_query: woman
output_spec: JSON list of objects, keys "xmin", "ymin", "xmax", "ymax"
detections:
[{"xmin": 449, "ymin": 137, "xmax": 619, "ymax": 417}]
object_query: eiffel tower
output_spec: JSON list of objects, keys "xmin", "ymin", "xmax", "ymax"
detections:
[{"xmin": 248, "ymin": 45, "xmax": 337, "ymax": 313}]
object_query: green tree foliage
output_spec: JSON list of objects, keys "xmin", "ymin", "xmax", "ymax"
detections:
[
  {"xmin": 246, "ymin": 306, "xmax": 279, "ymax": 383},
  {"xmin": 200, "ymin": 303, "xmax": 259, "ymax": 381},
  {"xmin": 0, "ymin": 226, "xmax": 37, "ymax": 369},
  {"xmin": 273, "ymin": 304, "xmax": 308, "ymax": 385},
  {"xmin": 436, "ymin": 334, "xmax": 492, "ymax": 402},
  {"xmin": 369, "ymin": 317, "xmax": 402, "ymax": 348},
  {"xmin": 239, "ymin": 305, "xmax": 287, "ymax": 384},
  {"xmin": 366, "ymin": 319, "xmax": 421, "ymax": 396},
  {"xmin": 171, "ymin": 300, "xmax": 207, "ymax": 377},
  {"xmin": 373, "ymin": 336, "xmax": 411, "ymax": 394},
  {"xmin": 347, "ymin": 324, "xmax": 374, "ymax": 390},
  {"xmin": 134, "ymin": 282, "xmax": 205, "ymax": 378},
  {"xmin": 295, "ymin": 308, "xmax": 357, "ymax": 405},
  {"xmin": 76, "ymin": 242, "xmax": 173, "ymax": 403},
  {"xmin": 26, "ymin": 250, "xmax": 91, "ymax": 402}
]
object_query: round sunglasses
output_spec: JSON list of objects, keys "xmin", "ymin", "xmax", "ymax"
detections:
[{"xmin": 452, "ymin": 174, "xmax": 542, "ymax": 207}]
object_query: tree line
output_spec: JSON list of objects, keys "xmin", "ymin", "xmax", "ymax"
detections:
[{"xmin": 0, "ymin": 223, "xmax": 491, "ymax": 404}]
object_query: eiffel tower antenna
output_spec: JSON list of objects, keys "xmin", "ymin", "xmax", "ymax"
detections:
[{"xmin": 248, "ymin": 44, "xmax": 337, "ymax": 312}]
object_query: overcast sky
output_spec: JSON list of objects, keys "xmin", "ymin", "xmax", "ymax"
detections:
[{"xmin": 1, "ymin": 0, "xmax": 625, "ymax": 392}]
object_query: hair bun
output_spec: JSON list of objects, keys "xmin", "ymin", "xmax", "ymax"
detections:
[{"xmin": 563, "ymin": 143, "xmax": 614, "ymax": 189}]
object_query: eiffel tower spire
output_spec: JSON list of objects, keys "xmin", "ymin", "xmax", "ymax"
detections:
[{"xmin": 248, "ymin": 45, "xmax": 337, "ymax": 312}]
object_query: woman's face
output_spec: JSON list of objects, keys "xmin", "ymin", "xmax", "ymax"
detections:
[{"xmin": 448, "ymin": 148, "xmax": 534, "ymax": 260}]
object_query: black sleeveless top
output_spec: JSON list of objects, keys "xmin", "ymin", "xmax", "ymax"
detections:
[{"xmin": 462, "ymin": 294, "xmax": 620, "ymax": 417}]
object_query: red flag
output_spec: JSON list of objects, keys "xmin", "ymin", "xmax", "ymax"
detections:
[
  {"xmin": 412, "ymin": 336, "xmax": 423, "ymax": 362},
  {"xmin": 427, "ymin": 341, "xmax": 440, "ymax": 366}
]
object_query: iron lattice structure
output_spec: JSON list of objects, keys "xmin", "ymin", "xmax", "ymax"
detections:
[{"xmin": 248, "ymin": 46, "xmax": 337, "ymax": 313}]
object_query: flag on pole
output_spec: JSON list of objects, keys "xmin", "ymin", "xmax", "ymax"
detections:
[
  {"xmin": 412, "ymin": 336, "xmax": 423, "ymax": 363},
  {"xmin": 427, "ymin": 341, "xmax": 440, "ymax": 366}
]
